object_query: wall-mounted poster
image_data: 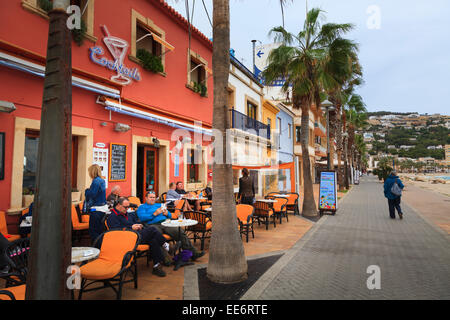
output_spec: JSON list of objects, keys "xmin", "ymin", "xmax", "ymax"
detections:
[
  {"xmin": 318, "ymin": 171, "xmax": 337, "ymax": 214},
  {"xmin": 0, "ymin": 133, "xmax": 4, "ymax": 180},
  {"xmin": 93, "ymin": 146, "xmax": 108, "ymax": 188},
  {"xmin": 109, "ymin": 143, "xmax": 127, "ymax": 181}
]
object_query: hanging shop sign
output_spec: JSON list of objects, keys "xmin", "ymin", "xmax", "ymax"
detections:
[
  {"xmin": 89, "ymin": 25, "xmax": 141, "ymax": 85},
  {"xmin": 318, "ymin": 171, "xmax": 337, "ymax": 215}
]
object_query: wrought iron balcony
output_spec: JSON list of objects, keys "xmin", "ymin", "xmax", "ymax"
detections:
[{"xmin": 230, "ymin": 109, "xmax": 270, "ymax": 140}]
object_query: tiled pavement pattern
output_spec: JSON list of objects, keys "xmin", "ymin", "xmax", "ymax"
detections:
[{"xmin": 253, "ymin": 176, "xmax": 450, "ymax": 300}]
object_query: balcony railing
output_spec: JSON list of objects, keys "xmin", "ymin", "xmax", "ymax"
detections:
[
  {"xmin": 230, "ymin": 109, "xmax": 270, "ymax": 140},
  {"xmin": 315, "ymin": 143, "xmax": 327, "ymax": 156},
  {"xmin": 314, "ymin": 121, "xmax": 326, "ymax": 135}
]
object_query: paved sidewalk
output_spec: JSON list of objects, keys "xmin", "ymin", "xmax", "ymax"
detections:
[{"xmin": 242, "ymin": 176, "xmax": 450, "ymax": 300}]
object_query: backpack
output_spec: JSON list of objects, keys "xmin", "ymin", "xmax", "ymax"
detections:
[{"xmin": 391, "ymin": 180, "xmax": 402, "ymax": 197}]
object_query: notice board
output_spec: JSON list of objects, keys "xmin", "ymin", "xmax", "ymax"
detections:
[
  {"xmin": 109, "ymin": 143, "xmax": 127, "ymax": 181},
  {"xmin": 318, "ymin": 171, "xmax": 337, "ymax": 213}
]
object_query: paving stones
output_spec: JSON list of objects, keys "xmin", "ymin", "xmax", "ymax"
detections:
[{"xmin": 247, "ymin": 176, "xmax": 450, "ymax": 300}]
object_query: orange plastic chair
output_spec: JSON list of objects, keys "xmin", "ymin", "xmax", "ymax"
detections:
[
  {"xmin": 0, "ymin": 285, "xmax": 26, "ymax": 300},
  {"xmin": 104, "ymin": 216, "xmax": 152, "ymax": 268},
  {"xmin": 172, "ymin": 199, "xmax": 186, "ymax": 219},
  {"xmin": 78, "ymin": 230, "xmax": 139, "ymax": 300},
  {"xmin": 0, "ymin": 211, "xmax": 20, "ymax": 242},
  {"xmin": 71, "ymin": 204, "xmax": 89, "ymax": 244},
  {"xmin": 272, "ymin": 197, "xmax": 288, "ymax": 224},
  {"xmin": 128, "ymin": 196, "xmax": 141, "ymax": 207},
  {"xmin": 285, "ymin": 193, "xmax": 300, "ymax": 216},
  {"xmin": 77, "ymin": 203, "xmax": 89, "ymax": 223},
  {"xmin": 236, "ymin": 204, "xmax": 255, "ymax": 242}
]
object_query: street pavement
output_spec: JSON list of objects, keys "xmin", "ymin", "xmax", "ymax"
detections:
[{"xmin": 242, "ymin": 175, "xmax": 450, "ymax": 300}]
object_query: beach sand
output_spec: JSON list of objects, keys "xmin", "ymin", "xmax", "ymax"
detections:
[{"xmin": 399, "ymin": 173, "xmax": 450, "ymax": 198}]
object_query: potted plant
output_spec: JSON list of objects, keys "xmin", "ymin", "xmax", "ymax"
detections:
[
  {"xmin": 136, "ymin": 49, "xmax": 164, "ymax": 73},
  {"xmin": 71, "ymin": 188, "xmax": 81, "ymax": 202},
  {"xmin": 71, "ymin": 19, "xmax": 87, "ymax": 47},
  {"xmin": 38, "ymin": 0, "xmax": 52, "ymax": 12},
  {"xmin": 22, "ymin": 187, "xmax": 34, "ymax": 207}
]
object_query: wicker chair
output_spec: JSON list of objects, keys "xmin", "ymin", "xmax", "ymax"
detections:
[
  {"xmin": 252, "ymin": 201, "xmax": 276, "ymax": 230},
  {"xmin": 183, "ymin": 210, "xmax": 212, "ymax": 251}
]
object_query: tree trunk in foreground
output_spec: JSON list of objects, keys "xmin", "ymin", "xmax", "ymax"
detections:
[
  {"xmin": 26, "ymin": 1, "xmax": 72, "ymax": 300},
  {"xmin": 207, "ymin": 0, "xmax": 248, "ymax": 284},
  {"xmin": 300, "ymin": 101, "xmax": 317, "ymax": 217}
]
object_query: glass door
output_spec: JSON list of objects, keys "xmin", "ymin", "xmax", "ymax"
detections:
[{"xmin": 142, "ymin": 147, "xmax": 158, "ymax": 198}]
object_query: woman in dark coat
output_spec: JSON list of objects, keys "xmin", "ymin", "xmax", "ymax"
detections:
[{"xmin": 238, "ymin": 168, "xmax": 255, "ymax": 205}]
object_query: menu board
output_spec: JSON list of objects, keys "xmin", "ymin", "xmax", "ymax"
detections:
[
  {"xmin": 109, "ymin": 143, "xmax": 127, "ymax": 181},
  {"xmin": 318, "ymin": 171, "xmax": 337, "ymax": 212}
]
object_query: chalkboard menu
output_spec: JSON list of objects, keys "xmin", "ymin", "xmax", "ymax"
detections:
[
  {"xmin": 318, "ymin": 171, "xmax": 337, "ymax": 214},
  {"xmin": 109, "ymin": 143, "xmax": 127, "ymax": 181}
]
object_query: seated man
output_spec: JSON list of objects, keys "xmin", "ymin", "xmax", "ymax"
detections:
[
  {"xmin": 175, "ymin": 181, "xmax": 200, "ymax": 211},
  {"xmin": 166, "ymin": 182, "xmax": 192, "ymax": 211},
  {"xmin": 137, "ymin": 192, "xmax": 205, "ymax": 261},
  {"xmin": 204, "ymin": 182, "xmax": 213, "ymax": 201},
  {"xmin": 106, "ymin": 185, "xmax": 121, "ymax": 208},
  {"xmin": 107, "ymin": 197, "xmax": 168, "ymax": 277}
]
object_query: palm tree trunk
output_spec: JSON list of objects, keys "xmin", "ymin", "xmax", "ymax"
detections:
[
  {"xmin": 300, "ymin": 99, "xmax": 317, "ymax": 217},
  {"xmin": 26, "ymin": 0, "xmax": 72, "ymax": 300},
  {"xmin": 207, "ymin": 0, "xmax": 248, "ymax": 284}
]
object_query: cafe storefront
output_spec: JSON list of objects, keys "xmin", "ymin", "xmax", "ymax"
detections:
[{"xmin": 0, "ymin": 0, "xmax": 214, "ymax": 214}]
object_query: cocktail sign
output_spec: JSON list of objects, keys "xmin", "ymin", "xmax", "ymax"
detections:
[{"xmin": 89, "ymin": 25, "xmax": 141, "ymax": 85}]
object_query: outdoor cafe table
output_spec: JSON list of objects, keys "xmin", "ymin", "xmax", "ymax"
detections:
[
  {"xmin": 161, "ymin": 219, "xmax": 198, "ymax": 270},
  {"xmin": 70, "ymin": 247, "xmax": 100, "ymax": 299}
]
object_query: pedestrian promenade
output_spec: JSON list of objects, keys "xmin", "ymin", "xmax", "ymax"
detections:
[{"xmin": 243, "ymin": 175, "xmax": 450, "ymax": 300}]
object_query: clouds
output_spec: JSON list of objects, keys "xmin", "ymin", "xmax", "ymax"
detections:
[{"xmin": 166, "ymin": 0, "xmax": 450, "ymax": 115}]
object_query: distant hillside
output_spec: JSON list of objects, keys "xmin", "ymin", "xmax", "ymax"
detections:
[{"xmin": 366, "ymin": 111, "xmax": 418, "ymax": 117}]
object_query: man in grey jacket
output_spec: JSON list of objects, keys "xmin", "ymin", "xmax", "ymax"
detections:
[{"xmin": 166, "ymin": 182, "xmax": 193, "ymax": 211}]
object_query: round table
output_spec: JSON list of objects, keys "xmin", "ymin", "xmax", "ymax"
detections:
[
  {"xmin": 71, "ymin": 247, "xmax": 100, "ymax": 264},
  {"xmin": 255, "ymin": 199, "xmax": 277, "ymax": 203},
  {"xmin": 161, "ymin": 219, "xmax": 198, "ymax": 270}
]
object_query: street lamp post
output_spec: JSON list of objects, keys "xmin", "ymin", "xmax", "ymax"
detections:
[{"xmin": 321, "ymin": 100, "xmax": 335, "ymax": 171}]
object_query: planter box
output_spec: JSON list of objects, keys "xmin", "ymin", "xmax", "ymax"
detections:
[
  {"xmin": 72, "ymin": 191, "xmax": 81, "ymax": 202},
  {"xmin": 22, "ymin": 195, "xmax": 34, "ymax": 207}
]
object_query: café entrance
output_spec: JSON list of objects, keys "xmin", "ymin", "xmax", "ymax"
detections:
[{"xmin": 136, "ymin": 145, "xmax": 159, "ymax": 202}]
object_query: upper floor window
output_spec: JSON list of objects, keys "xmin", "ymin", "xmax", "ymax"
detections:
[
  {"xmin": 187, "ymin": 49, "xmax": 209, "ymax": 97},
  {"xmin": 247, "ymin": 102, "xmax": 257, "ymax": 120},
  {"xmin": 130, "ymin": 9, "xmax": 174, "ymax": 76},
  {"xmin": 22, "ymin": 0, "xmax": 96, "ymax": 43}
]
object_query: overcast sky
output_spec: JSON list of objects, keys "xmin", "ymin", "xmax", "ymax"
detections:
[{"xmin": 167, "ymin": 0, "xmax": 450, "ymax": 115}]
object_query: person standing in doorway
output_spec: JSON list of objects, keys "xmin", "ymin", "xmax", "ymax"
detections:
[
  {"xmin": 239, "ymin": 168, "xmax": 255, "ymax": 205},
  {"xmin": 383, "ymin": 170, "xmax": 405, "ymax": 219},
  {"xmin": 85, "ymin": 164, "xmax": 107, "ymax": 242}
]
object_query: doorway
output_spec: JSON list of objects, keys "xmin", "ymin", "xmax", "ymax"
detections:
[{"xmin": 137, "ymin": 145, "xmax": 159, "ymax": 202}]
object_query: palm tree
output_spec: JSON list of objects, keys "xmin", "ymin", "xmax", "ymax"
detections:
[
  {"xmin": 345, "ymin": 96, "xmax": 367, "ymax": 184},
  {"xmin": 279, "ymin": 0, "xmax": 293, "ymax": 28},
  {"xmin": 262, "ymin": 8, "xmax": 356, "ymax": 217},
  {"xmin": 327, "ymin": 51, "xmax": 362, "ymax": 190},
  {"xmin": 207, "ymin": 0, "xmax": 248, "ymax": 284},
  {"xmin": 26, "ymin": 0, "xmax": 72, "ymax": 299}
]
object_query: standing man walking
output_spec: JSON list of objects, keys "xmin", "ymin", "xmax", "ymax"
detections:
[{"xmin": 383, "ymin": 170, "xmax": 405, "ymax": 219}]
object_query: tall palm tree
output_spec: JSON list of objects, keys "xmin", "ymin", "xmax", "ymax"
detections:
[
  {"xmin": 207, "ymin": 0, "xmax": 248, "ymax": 284},
  {"xmin": 279, "ymin": 0, "xmax": 293, "ymax": 28},
  {"xmin": 327, "ymin": 51, "xmax": 362, "ymax": 190},
  {"xmin": 262, "ymin": 8, "xmax": 356, "ymax": 217},
  {"xmin": 26, "ymin": 0, "xmax": 72, "ymax": 300}
]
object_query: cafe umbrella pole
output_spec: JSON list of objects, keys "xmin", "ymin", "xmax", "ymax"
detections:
[{"xmin": 25, "ymin": 0, "xmax": 73, "ymax": 300}]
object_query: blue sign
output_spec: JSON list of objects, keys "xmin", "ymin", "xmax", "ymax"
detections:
[{"xmin": 318, "ymin": 171, "xmax": 337, "ymax": 212}]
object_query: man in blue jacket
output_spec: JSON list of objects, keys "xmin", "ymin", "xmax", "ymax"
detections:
[
  {"xmin": 383, "ymin": 170, "xmax": 405, "ymax": 219},
  {"xmin": 107, "ymin": 197, "xmax": 168, "ymax": 277},
  {"xmin": 137, "ymin": 191, "xmax": 205, "ymax": 261}
]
